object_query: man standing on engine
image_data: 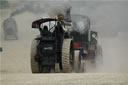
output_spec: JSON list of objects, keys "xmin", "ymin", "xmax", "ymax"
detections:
[{"xmin": 53, "ymin": 22, "xmax": 64, "ymax": 69}]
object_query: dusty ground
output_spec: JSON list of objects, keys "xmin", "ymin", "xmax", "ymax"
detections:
[{"xmin": 1, "ymin": 73, "xmax": 128, "ymax": 85}]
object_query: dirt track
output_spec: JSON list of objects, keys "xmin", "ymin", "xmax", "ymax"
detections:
[{"xmin": 1, "ymin": 73, "xmax": 128, "ymax": 85}]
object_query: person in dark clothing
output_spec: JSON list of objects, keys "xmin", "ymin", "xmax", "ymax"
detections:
[
  {"xmin": 53, "ymin": 22, "xmax": 65, "ymax": 69},
  {"xmin": 53, "ymin": 22, "xmax": 64, "ymax": 51},
  {"xmin": 39, "ymin": 25, "xmax": 52, "ymax": 37},
  {"xmin": 53, "ymin": 22, "xmax": 64, "ymax": 35}
]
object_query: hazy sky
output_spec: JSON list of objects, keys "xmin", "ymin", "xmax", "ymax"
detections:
[
  {"xmin": 70, "ymin": 1, "xmax": 128, "ymax": 37},
  {"xmin": 2, "ymin": 0, "xmax": 128, "ymax": 37}
]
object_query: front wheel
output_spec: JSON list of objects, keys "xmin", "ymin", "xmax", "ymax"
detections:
[
  {"xmin": 96, "ymin": 45, "xmax": 103, "ymax": 64},
  {"xmin": 74, "ymin": 50, "xmax": 81, "ymax": 73}
]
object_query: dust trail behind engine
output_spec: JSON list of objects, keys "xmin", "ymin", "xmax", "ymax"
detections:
[{"xmin": 1, "ymin": 1, "xmax": 128, "ymax": 74}]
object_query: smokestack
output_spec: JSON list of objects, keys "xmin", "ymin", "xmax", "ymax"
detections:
[{"xmin": 64, "ymin": 6, "xmax": 72, "ymax": 22}]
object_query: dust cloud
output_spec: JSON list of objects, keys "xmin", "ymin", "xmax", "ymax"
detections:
[
  {"xmin": 9, "ymin": 0, "xmax": 71, "ymax": 18},
  {"xmin": 0, "ymin": 0, "xmax": 128, "ymax": 73}
]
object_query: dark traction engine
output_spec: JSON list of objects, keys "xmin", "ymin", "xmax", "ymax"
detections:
[{"xmin": 31, "ymin": 18, "xmax": 80, "ymax": 73}]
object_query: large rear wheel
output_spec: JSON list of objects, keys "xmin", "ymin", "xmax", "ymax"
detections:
[
  {"xmin": 31, "ymin": 39, "xmax": 39, "ymax": 73},
  {"xmin": 62, "ymin": 39, "xmax": 73, "ymax": 73}
]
